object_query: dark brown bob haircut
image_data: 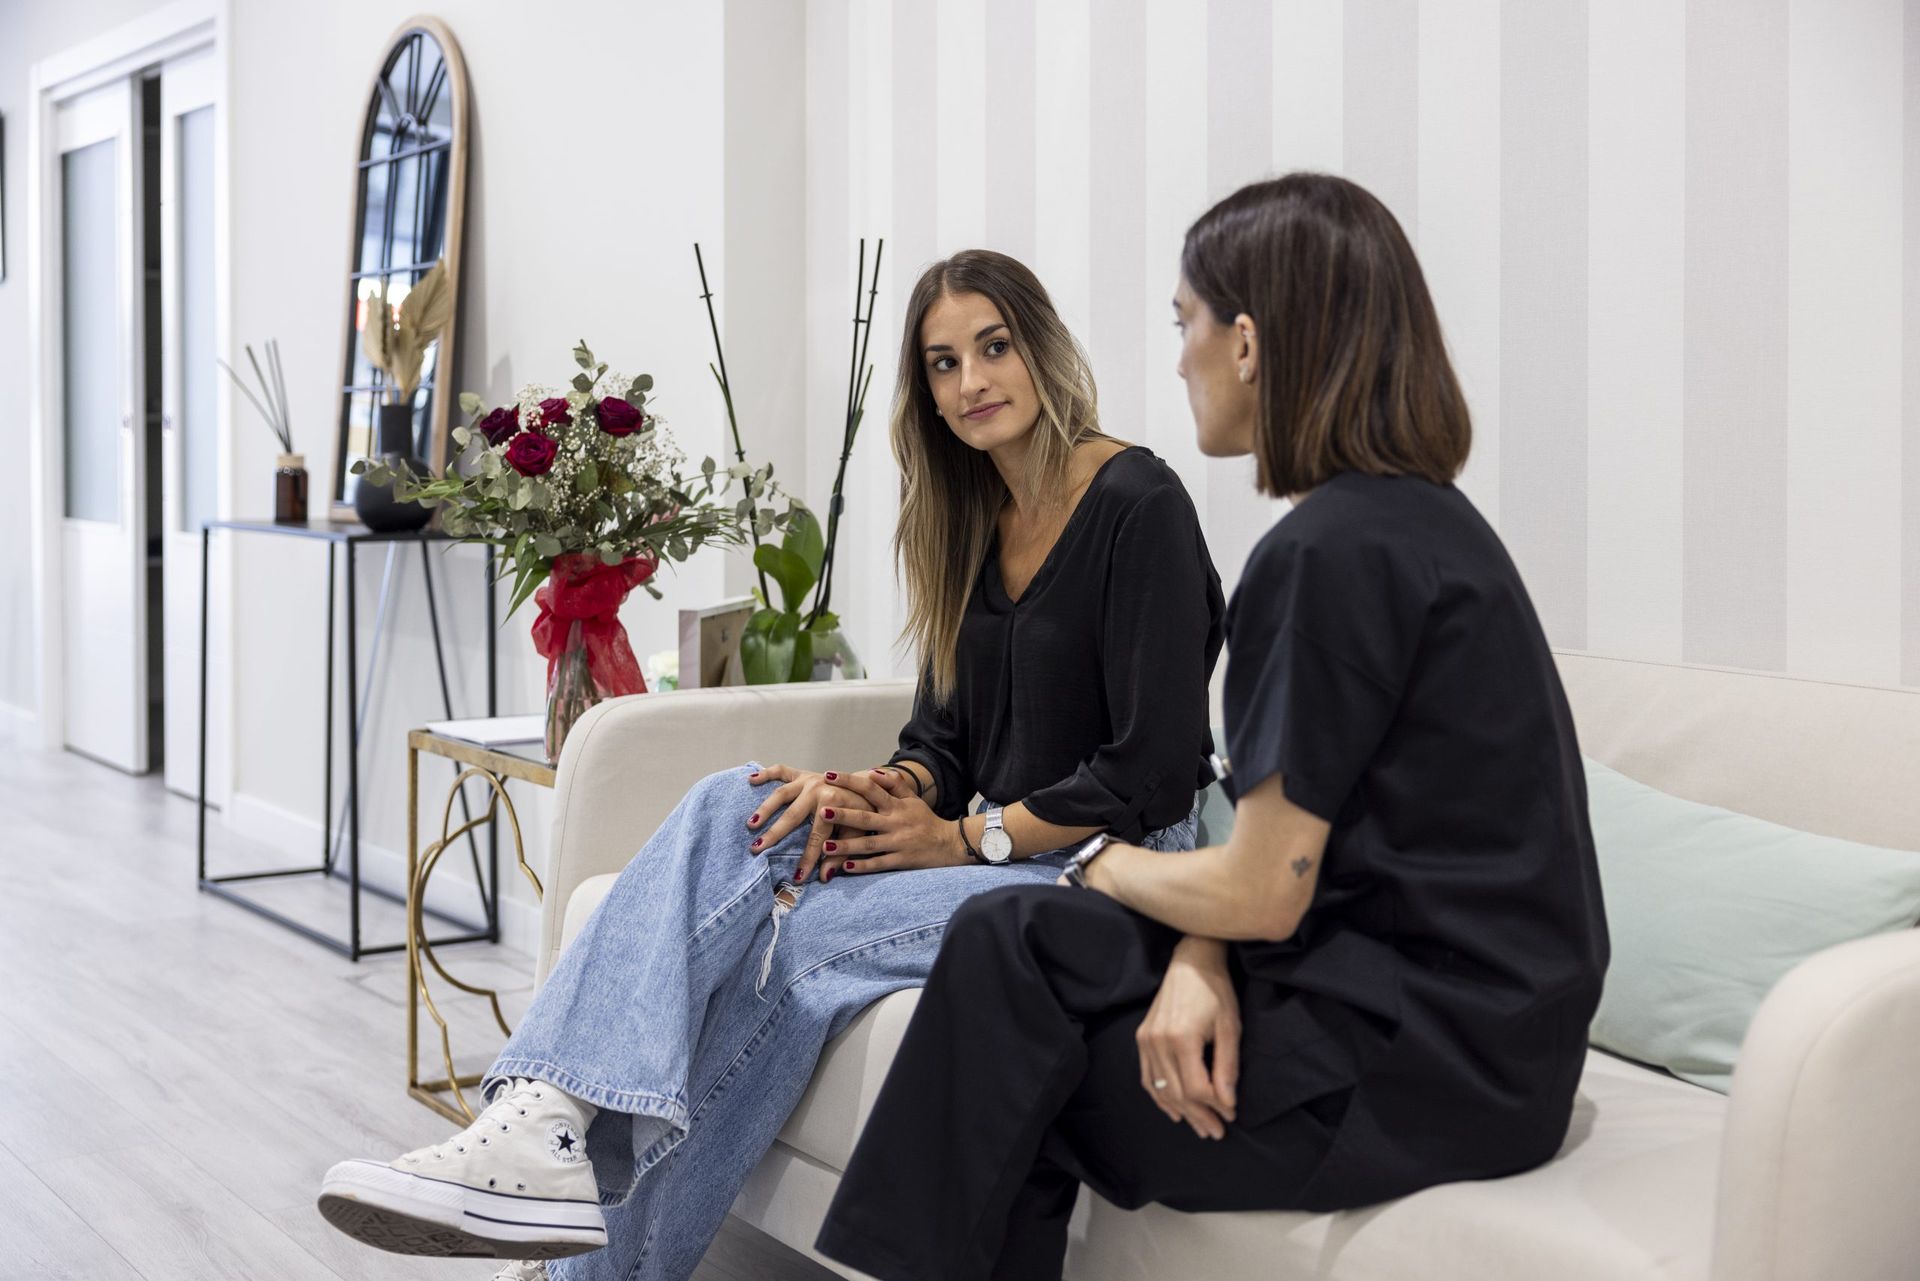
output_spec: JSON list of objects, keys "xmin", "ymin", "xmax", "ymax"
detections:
[{"xmin": 1180, "ymin": 172, "xmax": 1471, "ymax": 497}]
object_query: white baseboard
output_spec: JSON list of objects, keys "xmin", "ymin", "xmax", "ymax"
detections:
[{"xmin": 222, "ymin": 790, "xmax": 543, "ymax": 959}]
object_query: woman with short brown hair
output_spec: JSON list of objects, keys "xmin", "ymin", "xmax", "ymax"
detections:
[{"xmin": 816, "ymin": 174, "xmax": 1608, "ymax": 1281}]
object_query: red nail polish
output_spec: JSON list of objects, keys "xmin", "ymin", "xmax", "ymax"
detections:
[
  {"xmin": 824, "ymin": 841, "xmax": 838, "ymax": 853},
  {"xmin": 822, "ymin": 808, "xmax": 835, "ymax": 820},
  {"xmin": 843, "ymin": 860, "xmax": 856, "ymax": 871},
  {"xmin": 751, "ymin": 837, "xmax": 763, "ymax": 849},
  {"xmin": 825, "ymin": 771, "xmax": 838, "ymax": 781},
  {"xmin": 821, "ymin": 868, "xmax": 833, "ymax": 882},
  {"xmin": 749, "ymin": 814, "xmax": 760, "ymax": 824}
]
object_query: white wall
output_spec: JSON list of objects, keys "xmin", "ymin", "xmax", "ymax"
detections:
[
  {"xmin": 802, "ymin": 0, "xmax": 1920, "ymax": 694},
  {"xmin": 6, "ymin": 0, "xmax": 1918, "ymax": 949},
  {"xmin": 1, "ymin": 0, "xmax": 808, "ymax": 951}
]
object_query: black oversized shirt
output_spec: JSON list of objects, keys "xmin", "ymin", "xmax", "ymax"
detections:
[
  {"xmin": 1224, "ymin": 471, "xmax": 1609, "ymax": 1210},
  {"xmin": 892, "ymin": 448, "xmax": 1224, "ymax": 843}
]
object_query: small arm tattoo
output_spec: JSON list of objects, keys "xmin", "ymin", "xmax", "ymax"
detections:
[{"xmin": 1290, "ymin": 856, "xmax": 1314, "ymax": 878}]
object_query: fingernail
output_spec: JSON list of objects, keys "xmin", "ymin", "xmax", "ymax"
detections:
[
  {"xmin": 821, "ymin": 868, "xmax": 833, "ymax": 882},
  {"xmin": 748, "ymin": 771, "xmax": 760, "ymax": 779},
  {"xmin": 824, "ymin": 841, "xmax": 838, "ymax": 853},
  {"xmin": 822, "ymin": 808, "xmax": 835, "ymax": 820},
  {"xmin": 843, "ymin": 860, "xmax": 855, "ymax": 871},
  {"xmin": 751, "ymin": 837, "xmax": 763, "ymax": 849},
  {"xmin": 825, "ymin": 771, "xmax": 838, "ymax": 781},
  {"xmin": 749, "ymin": 813, "xmax": 760, "ymax": 825}
]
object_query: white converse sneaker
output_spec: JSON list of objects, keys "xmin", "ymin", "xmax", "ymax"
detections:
[
  {"xmin": 317, "ymin": 1078, "xmax": 606, "ymax": 1259},
  {"xmin": 492, "ymin": 1262, "xmax": 549, "ymax": 1281}
]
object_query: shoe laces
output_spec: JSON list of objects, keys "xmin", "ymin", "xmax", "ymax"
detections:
[
  {"xmin": 492, "ymin": 1261, "xmax": 549, "ymax": 1281},
  {"xmin": 420, "ymin": 1077, "xmax": 547, "ymax": 1161}
]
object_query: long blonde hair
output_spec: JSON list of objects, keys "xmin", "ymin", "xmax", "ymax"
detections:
[{"xmin": 892, "ymin": 250, "xmax": 1113, "ymax": 704}]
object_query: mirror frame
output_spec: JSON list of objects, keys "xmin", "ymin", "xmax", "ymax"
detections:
[{"xmin": 330, "ymin": 14, "xmax": 469, "ymax": 517}]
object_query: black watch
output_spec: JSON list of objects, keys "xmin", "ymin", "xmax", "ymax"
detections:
[{"xmin": 1063, "ymin": 833, "xmax": 1115, "ymax": 888}]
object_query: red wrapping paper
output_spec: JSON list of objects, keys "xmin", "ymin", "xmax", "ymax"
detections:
[{"xmin": 529, "ymin": 552, "xmax": 660, "ymax": 698}]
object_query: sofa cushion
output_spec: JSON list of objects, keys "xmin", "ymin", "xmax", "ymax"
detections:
[
  {"xmin": 567, "ymin": 878, "xmax": 1723, "ymax": 1280},
  {"xmin": 788, "ymin": 995, "xmax": 1723, "ymax": 1280},
  {"xmin": 1585, "ymin": 757, "xmax": 1920, "ymax": 1093},
  {"xmin": 1069, "ymin": 1050, "xmax": 1722, "ymax": 1281}
]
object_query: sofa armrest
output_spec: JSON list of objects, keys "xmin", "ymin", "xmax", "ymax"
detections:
[
  {"xmin": 536, "ymin": 679, "xmax": 916, "ymax": 983},
  {"xmin": 1712, "ymin": 928, "xmax": 1920, "ymax": 1281}
]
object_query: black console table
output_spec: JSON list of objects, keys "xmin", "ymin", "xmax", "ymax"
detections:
[{"xmin": 195, "ymin": 519, "xmax": 501, "ymax": 960}]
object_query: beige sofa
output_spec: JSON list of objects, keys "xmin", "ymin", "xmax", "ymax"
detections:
[{"xmin": 537, "ymin": 655, "xmax": 1920, "ymax": 1281}]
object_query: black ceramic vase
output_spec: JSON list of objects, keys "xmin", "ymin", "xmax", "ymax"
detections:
[{"xmin": 355, "ymin": 401, "xmax": 434, "ymax": 532}]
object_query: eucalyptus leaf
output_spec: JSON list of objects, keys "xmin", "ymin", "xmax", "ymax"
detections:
[
  {"xmin": 574, "ymin": 341, "xmax": 596, "ymax": 370},
  {"xmin": 572, "ymin": 372, "xmax": 594, "ymax": 393},
  {"xmin": 635, "ymin": 373, "xmax": 654, "ymax": 393},
  {"xmin": 533, "ymin": 534, "xmax": 563, "ymax": 558},
  {"xmin": 459, "ymin": 392, "xmax": 485, "ymax": 418}
]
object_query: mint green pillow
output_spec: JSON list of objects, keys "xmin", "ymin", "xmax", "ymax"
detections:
[{"xmin": 1586, "ymin": 758, "xmax": 1920, "ymax": 1093}]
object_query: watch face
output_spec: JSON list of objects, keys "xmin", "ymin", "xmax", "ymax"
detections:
[{"xmin": 981, "ymin": 826, "xmax": 1015, "ymax": 864}]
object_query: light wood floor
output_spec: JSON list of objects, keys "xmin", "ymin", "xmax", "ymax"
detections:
[{"xmin": 0, "ymin": 723, "xmax": 838, "ymax": 1281}]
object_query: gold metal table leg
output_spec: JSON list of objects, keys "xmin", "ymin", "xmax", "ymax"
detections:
[{"xmin": 407, "ymin": 764, "xmax": 544, "ymax": 1124}]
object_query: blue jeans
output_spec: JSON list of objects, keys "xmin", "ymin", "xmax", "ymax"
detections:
[{"xmin": 488, "ymin": 764, "xmax": 1197, "ymax": 1281}]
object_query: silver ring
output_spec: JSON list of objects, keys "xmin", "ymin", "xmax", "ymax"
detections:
[{"xmin": 1152, "ymin": 1079, "xmax": 1169, "ymax": 1091}]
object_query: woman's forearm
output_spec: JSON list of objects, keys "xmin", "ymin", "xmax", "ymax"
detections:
[
  {"xmin": 984, "ymin": 802, "xmax": 1101, "ymax": 862},
  {"xmin": 1090, "ymin": 840, "xmax": 1314, "ymax": 942},
  {"xmin": 1089, "ymin": 773, "xmax": 1330, "ymax": 940}
]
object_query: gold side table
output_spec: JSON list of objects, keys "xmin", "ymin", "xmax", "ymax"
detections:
[{"xmin": 406, "ymin": 727, "xmax": 554, "ymax": 1124}]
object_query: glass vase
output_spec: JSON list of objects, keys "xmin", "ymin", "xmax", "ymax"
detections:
[
  {"xmin": 808, "ymin": 627, "xmax": 866, "ymax": 681},
  {"xmin": 545, "ymin": 619, "xmax": 598, "ymax": 763}
]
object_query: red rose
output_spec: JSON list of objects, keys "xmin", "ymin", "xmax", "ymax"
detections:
[
  {"xmin": 598, "ymin": 396, "xmax": 644, "ymax": 437},
  {"xmin": 506, "ymin": 430, "xmax": 558, "ymax": 476},
  {"xmin": 538, "ymin": 397, "xmax": 572, "ymax": 427},
  {"xmin": 477, "ymin": 405, "xmax": 519, "ymax": 445}
]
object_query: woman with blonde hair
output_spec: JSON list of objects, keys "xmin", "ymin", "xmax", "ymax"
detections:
[{"xmin": 318, "ymin": 248, "xmax": 1225, "ymax": 1281}]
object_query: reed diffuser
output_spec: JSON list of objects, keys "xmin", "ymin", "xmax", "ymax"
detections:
[{"xmin": 219, "ymin": 340, "xmax": 303, "ymax": 523}]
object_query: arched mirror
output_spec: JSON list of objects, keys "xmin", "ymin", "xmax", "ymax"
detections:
[{"xmin": 331, "ymin": 16, "xmax": 468, "ymax": 512}]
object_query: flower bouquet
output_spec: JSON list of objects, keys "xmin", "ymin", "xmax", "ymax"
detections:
[{"xmin": 355, "ymin": 340, "xmax": 791, "ymax": 759}]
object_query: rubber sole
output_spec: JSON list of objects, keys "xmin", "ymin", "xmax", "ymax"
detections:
[{"xmin": 317, "ymin": 1159, "xmax": 607, "ymax": 1259}]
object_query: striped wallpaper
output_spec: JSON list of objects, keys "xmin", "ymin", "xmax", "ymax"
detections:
[{"xmin": 803, "ymin": 0, "xmax": 1919, "ymax": 692}]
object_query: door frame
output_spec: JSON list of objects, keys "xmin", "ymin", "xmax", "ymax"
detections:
[{"xmin": 26, "ymin": 0, "xmax": 231, "ymax": 794}]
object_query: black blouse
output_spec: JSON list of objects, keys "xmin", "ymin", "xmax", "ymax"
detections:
[
  {"xmin": 1222, "ymin": 471, "xmax": 1609, "ymax": 1210},
  {"xmin": 890, "ymin": 447, "xmax": 1224, "ymax": 844}
]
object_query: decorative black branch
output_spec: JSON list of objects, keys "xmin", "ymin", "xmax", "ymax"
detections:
[{"xmin": 694, "ymin": 242, "xmax": 770, "ymax": 601}]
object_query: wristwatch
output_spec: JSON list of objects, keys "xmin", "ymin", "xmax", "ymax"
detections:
[
  {"xmin": 980, "ymin": 810, "xmax": 1014, "ymax": 865},
  {"xmin": 1063, "ymin": 832, "xmax": 1116, "ymax": 888}
]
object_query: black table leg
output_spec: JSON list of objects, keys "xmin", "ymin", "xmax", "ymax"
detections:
[
  {"xmin": 485, "ymin": 546, "xmax": 499, "ymax": 941},
  {"xmin": 197, "ymin": 526, "xmax": 210, "ymax": 879},
  {"xmin": 419, "ymin": 542, "xmax": 490, "ymax": 925},
  {"xmin": 324, "ymin": 542, "xmax": 336, "ymax": 870},
  {"xmin": 347, "ymin": 540, "xmax": 361, "ymax": 959}
]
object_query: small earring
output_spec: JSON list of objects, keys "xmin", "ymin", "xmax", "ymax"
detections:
[{"xmin": 1238, "ymin": 367, "xmax": 1252, "ymax": 384}]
